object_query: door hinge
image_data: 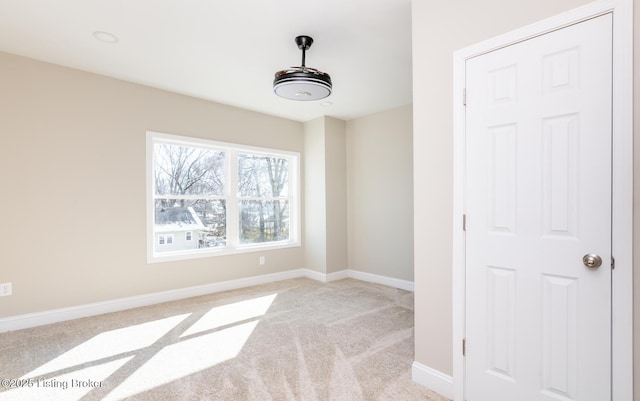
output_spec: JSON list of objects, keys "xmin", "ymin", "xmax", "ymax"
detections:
[
  {"xmin": 463, "ymin": 88, "xmax": 467, "ymax": 106},
  {"xmin": 462, "ymin": 338, "xmax": 466, "ymax": 356},
  {"xmin": 463, "ymin": 214, "xmax": 467, "ymax": 231},
  {"xmin": 611, "ymin": 256, "xmax": 615, "ymax": 270}
]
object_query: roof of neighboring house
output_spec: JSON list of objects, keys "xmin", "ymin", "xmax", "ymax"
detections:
[{"xmin": 155, "ymin": 206, "xmax": 205, "ymax": 233}]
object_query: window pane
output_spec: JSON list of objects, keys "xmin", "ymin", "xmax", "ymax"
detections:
[
  {"xmin": 238, "ymin": 154, "xmax": 289, "ymax": 197},
  {"xmin": 239, "ymin": 200, "xmax": 289, "ymax": 244},
  {"xmin": 155, "ymin": 199, "xmax": 226, "ymax": 253},
  {"xmin": 154, "ymin": 143, "xmax": 225, "ymax": 196}
]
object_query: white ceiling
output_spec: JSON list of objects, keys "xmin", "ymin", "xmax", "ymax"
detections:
[{"xmin": 0, "ymin": 0, "xmax": 413, "ymax": 122}]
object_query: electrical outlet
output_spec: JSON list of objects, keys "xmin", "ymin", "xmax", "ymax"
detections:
[
  {"xmin": 259, "ymin": 256, "xmax": 265, "ymax": 265},
  {"xmin": 0, "ymin": 283, "xmax": 12, "ymax": 296}
]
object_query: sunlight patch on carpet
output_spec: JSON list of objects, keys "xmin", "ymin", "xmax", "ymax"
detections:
[
  {"xmin": 102, "ymin": 293, "xmax": 277, "ymax": 400},
  {"xmin": 21, "ymin": 314, "xmax": 192, "ymax": 378},
  {"xmin": 103, "ymin": 320, "xmax": 260, "ymax": 400},
  {"xmin": 181, "ymin": 293, "xmax": 277, "ymax": 337},
  {"xmin": 1, "ymin": 294, "xmax": 278, "ymax": 401}
]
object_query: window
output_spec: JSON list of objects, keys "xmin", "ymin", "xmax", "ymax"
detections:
[
  {"xmin": 238, "ymin": 154, "xmax": 290, "ymax": 244},
  {"xmin": 157, "ymin": 234, "xmax": 174, "ymax": 246},
  {"xmin": 147, "ymin": 131, "xmax": 299, "ymax": 262}
]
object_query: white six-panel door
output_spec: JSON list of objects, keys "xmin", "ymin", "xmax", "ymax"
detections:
[{"xmin": 465, "ymin": 14, "xmax": 612, "ymax": 401}]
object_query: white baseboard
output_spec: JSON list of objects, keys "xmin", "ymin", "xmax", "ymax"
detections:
[
  {"xmin": 348, "ymin": 270, "xmax": 414, "ymax": 292},
  {"xmin": 304, "ymin": 269, "xmax": 350, "ymax": 282},
  {"xmin": 305, "ymin": 269, "xmax": 413, "ymax": 291},
  {"xmin": 412, "ymin": 361, "xmax": 453, "ymax": 400},
  {"xmin": 0, "ymin": 268, "xmax": 414, "ymax": 333},
  {"xmin": 303, "ymin": 269, "xmax": 350, "ymax": 283},
  {"xmin": 326, "ymin": 270, "xmax": 350, "ymax": 282},
  {"xmin": 0, "ymin": 269, "xmax": 307, "ymax": 333},
  {"xmin": 303, "ymin": 268, "xmax": 330, "ymax": 282}
]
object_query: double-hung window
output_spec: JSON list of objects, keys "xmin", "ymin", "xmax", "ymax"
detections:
[{"xmin": 147, "ymin": 131, "xmax": 299, "ymax": 262}]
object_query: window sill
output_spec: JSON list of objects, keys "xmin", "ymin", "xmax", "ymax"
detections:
[{"xmin": 147, "ymin": 241, "xmax": 301, "ymax": 264}]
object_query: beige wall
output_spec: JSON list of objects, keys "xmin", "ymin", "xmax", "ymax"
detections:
[
  {"xmin": 346, "ymin": 105, "xmax": 414, "ymax": 281},
  {"xmin": 303, "ymin": 118, "xmax": 327, "ymax": 273},
  {"xmin": 324, "ymin": 117, "xmax": 348, "ymax": 274},
  {"xmin": 303, "ymin": 117, "xmax": 348, "ymax": 275},
  {"xmin": 411, "ymin": 0, "xmax": 601, "ymax": 377},
  {"xmin": 0, "ymin": 51, "xmax": 304, "ymax": 317}
]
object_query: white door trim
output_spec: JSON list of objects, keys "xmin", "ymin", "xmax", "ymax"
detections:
[{"xmin": 452, "ymin": 1, "xmax": 633, "ymax": 400}]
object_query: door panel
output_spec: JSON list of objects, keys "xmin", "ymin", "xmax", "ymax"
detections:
[{"xmin": 465, "ymin": 14, "xmax": 612, "ymax": 401}]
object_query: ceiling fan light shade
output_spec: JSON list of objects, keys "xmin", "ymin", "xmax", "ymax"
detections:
[
  {"xmin": 273, "ymin": 69, "xmax": 332, "ymax": 101},
  {"xmin": 273, "ymin": 35, "xmax": 332, "ymax": 101}
]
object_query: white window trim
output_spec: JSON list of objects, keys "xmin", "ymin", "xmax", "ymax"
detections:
[{"xmin": 146, "ymin": 131, "xmax": 301, "ymax": 263}]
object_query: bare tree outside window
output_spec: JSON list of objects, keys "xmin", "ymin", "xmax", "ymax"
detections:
[
  {"xmin": 154, "ymin": 144, "xmax": 227, "ymax": 252},
  {"xmin": 238, "ymin": 155, "xmax": 290, "ymax": 244},
  {"xmin": 154, "ymin": 144, "xmax": 225, "ymax": 198}
]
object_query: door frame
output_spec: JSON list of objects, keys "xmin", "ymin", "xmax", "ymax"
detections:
[{"xmin": 452, "ymin": 1, "xmax": 633, "ymax": 400}]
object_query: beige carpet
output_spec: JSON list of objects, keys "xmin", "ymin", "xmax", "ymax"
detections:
[{"xmin": 0, "ymin": 278, "xmax": 449, "ymax": 401}]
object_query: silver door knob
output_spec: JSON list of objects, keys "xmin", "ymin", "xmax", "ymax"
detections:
[{"xmin": 583, "ymin": 254, "xmax": 602, "ymax": 269}]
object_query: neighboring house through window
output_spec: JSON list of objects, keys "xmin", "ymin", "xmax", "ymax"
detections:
[
  {"xmin": 158, "ymin": 234, "xmax": 175, "ymax": 246},
  {"xmin": 147, "ymin": 131, "xmax": 300, "ymax": 262}
]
